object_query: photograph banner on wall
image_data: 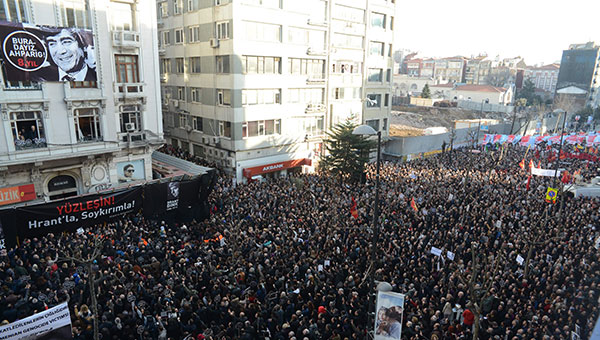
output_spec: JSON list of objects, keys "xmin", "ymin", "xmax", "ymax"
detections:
[
  {"xmin": 374, "ymin": 291, "xmax": 405, "ymax": 340},
  {"xmin": 13, "ymin": 187, "xmax": 142, "ymax": 238},
  {"xmin": 142, "ymin": 178, "xmax": 202, "ymax": 216},
  {"xmin": 0, "ymin": 302, "xmax": 72, "ymax": 340},
  {"xmin": 0, "ymin": 21, "xmax": 96, "ymax": 82}
]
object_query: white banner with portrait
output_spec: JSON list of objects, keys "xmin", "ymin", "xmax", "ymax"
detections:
[{"xmin": 374, "ymin": 291, "xmax": 405, "ymax": 340}]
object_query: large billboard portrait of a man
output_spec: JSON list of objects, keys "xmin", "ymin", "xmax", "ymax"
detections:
[{"xmin": 0, "ymin": 21, "xmax": 96, "ymax": 82}]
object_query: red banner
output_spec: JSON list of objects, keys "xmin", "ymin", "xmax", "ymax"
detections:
[
  {"xmin": 243, "ymin": 158, "xmax": 312, "ymax": 178},
  {"xmin": 0, "ymin": 184, "xmax": 36, "ymax": 206}
]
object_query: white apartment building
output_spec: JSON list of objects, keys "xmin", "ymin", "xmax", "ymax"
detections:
[
  {"xmin": 0, "ymin": 0, "xmax": 163, "ymax": 204},
  {"xmin": 158, "ymin": 0, "xmax": 396, "ymax": 182}
]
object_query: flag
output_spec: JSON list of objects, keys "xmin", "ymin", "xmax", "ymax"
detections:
[
  {"xmin": 545, "ymin": 187, "xmax": 558, "ymax": 204},
  {"xmin": 410, "ymin": 197, "xmax": 418, "ymax": 212},
  {"xmin": 537, "ymin": 161, "xmax": 541, "ymax": 168},
  {"xmin": 141, "ymin": 238, "xmax": 148, "ymax": 246},
  {"xmin": 526, "ymin": 175, "xmax": 532, "ymax": 191},
  {"xmin": 529, "ymin": 160, "xmax": 534, "ymax": 170},
  {"xmin": 519, "ymin": 159, "xmax": 525, "ymax": 170},
  {"xmin": 561, "ymin": 171, "xmax": 571, "ymax": 184},
  {"xmin": 350, "ymin": 197, "xmax": 358, "ymax": 219}
]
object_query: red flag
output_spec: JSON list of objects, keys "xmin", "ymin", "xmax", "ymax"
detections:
[
  {"xmin": 561, "ymin": 171, "xmax": 571, "ymax": 184},
  {"xmin": 519, "ymin": 159, "xmax": 525, "ymax": 170},
  {"xmin": 350, "ymin": 197, "xmax": 358, "ymax": 219},
  {"xmin": 537, "ymin": 161, "xmax": 541, "ymax": 168},
  {"xmin": 526, "ymin": 175, "xmax": 531, "ymax": 191},
  {"xmin": 410, "ymin": 197, "xmax": 418, "ymax": 212},
  {"xmin": 529, "ymin": 160, "xmax": 534, "ymax": 169}
]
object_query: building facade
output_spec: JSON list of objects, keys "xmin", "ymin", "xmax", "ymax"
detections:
[
  {"xmin": 159, "ymin": 0, "xmax": 396, "ymax": 182},
  {"xmin": 0, "ymin": 0, "xmax": 163, "ymax": 205},
  {"xmin": 525, "ymin": 63, "xmax": 560, "ymax": 97},
  {"xmin": 555, "ymin": 42, "xmax": 600, "ymax": 108}
]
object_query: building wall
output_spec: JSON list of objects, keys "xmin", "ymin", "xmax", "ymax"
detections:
[
  {"xmin": 0, "ymin": 0, "xmax": 163, "ymax": 204},
  {"xmin": 159, "ymin": 0, "xmax": 396, "ymax": 182}
]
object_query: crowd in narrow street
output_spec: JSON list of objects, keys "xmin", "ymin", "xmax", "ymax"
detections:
[{"xmin": 1, "ymin": 144, "xmax": 599, "ymax": 340}]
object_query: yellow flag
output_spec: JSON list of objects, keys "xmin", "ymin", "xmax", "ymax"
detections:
[{"xmin": 545, "ymin": 187, "xmax": 558, "ymax": 204}]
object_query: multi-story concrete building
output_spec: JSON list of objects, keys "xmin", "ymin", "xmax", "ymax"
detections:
[
  {"xmin": 525, "ymin": 63, "xmax": 560, "ymax": 96},
  {"xmin": 433, "ymin": 56, "xmax": 466, "ymax": 83},
  {"xmin": 0, "ymin": 0, "xmax": 163, "ymax": 205},
  {"xmin": 159, "ymin": 0, "xmax": 396, "ymax": 182},
  {"xmin": 555, "ymin": 42, "xmax": 600, "ymax": 108}
]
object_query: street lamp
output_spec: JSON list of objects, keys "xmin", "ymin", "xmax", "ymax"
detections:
[{"xmin": 352, "ymin": 124, "xmax": 381, "ymax": 337}]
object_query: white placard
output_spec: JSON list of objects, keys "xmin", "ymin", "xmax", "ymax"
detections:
[
  {"xmin": 77, "ymin": 228, "xmax": 84, "ymax": 235},
  {"xmin": 324, "ymin": 260, "xmax": 331, "ymax": 267},
  {"xmin": 375, "ymin": 291, "xmax": 405, "ymax": 340},
  {"xmin": 0, "ymin": 302, "xmax": 72, "ymax": 339},
  {"xmin": 318, "ymin": 264, "xmax": 323, "ymax": 272},
  {"xmin": 516, "ymin": 255, "xmax": 524, "ymax": 266},
  {"xmin": 430, "ymin": 247, "xmax": 442, "ymax": 257},
  {"xmin": 447, "ymin": 251, "xmax": 455, "ymax": 261}
]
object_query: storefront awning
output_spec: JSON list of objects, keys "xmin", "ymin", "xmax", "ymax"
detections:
[{"xmin": 243, "ymin": 158, "xmax": 312, "ymax": 178}]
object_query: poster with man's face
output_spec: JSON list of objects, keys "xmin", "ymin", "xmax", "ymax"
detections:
[
  {"xmin": 117, "ymin": 160, "xmax": 145, "ymax": 183},
  {"xmin": 374, "ymin": 291, "xmax": 405, "ymax": 340},
  {"xmin": 0, "ymin": 21, "xmax": 97, "ymax": 82}
]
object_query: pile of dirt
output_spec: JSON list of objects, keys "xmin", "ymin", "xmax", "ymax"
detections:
[
  {"xmin": 390, "ymin": 105, "xmax": 505, "ymax": 131},
  {"xmin": 389, "ymin": 124, "xmax": 424, "ymax": 137}
]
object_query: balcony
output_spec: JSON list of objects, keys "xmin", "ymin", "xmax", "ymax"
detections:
[
  {"xmin": 112, "ymin": 30, "xmax": 140, "ymax": 49},
  {"xmin": 14, "ymin": 137, "xmax": 46, "ymax": 151},
  {"xmin": 114, "ymin": 82, "xmax": 144, "ymax": 96},
  {"xmin": 3, "ymin": 81, "xmax": 42, "ymax": 91}
]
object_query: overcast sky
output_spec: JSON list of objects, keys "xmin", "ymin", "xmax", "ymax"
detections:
[{"xmin": 395, "ymin": 0, "xmax": 600, "ymax": 66}]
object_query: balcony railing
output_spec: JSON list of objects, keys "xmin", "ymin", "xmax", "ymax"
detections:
[
  {"xmin": 114, "ymin": 83, "xmax": 144, "ymax": 96},
  {"xmin": 112, "ymin": 30, "xmax": 140, "ymax": 48},
  {"xmin": 3, "ymin": 81, "xmax": 42, "ymax": 91},
  {"xmin": 14, "ymin": 138, "xmax": 47, "ymax": 150}
]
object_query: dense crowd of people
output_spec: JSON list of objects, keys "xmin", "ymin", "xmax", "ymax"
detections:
[{"xmin": 1, "ymin": 143, "xmax": 599, "ymax": 340}]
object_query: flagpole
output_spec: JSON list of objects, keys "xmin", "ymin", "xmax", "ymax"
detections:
[{"xmin": 553, "ymin": 109, "xmax": 567, "ymax": 188}]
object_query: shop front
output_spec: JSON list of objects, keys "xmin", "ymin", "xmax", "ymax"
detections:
[{"xmin": 242, "ymin": 158, "xmax": 312, "ymax": 181}]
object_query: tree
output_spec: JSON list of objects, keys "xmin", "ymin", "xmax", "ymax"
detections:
[
  {"xmin": 516, "ymin": 79, "xmax": 542, "ymax": 106},
  {"xmin": 421, "ymin": 84, "xmax": 431, "ymax": 98},
  {"xmin": 319, "ymin": 119, "xmax": 376, "ymax": 183},
  {"xmin": 484, "ymin": 69, "xmax": 512, "ymax": 87}
]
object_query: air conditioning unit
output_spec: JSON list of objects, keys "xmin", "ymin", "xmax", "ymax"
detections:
[
  {"xmin": 185, "ymin": 125, "xmax": 193, "ymax": 133},
  {"xmin": 226, "ymin": 157, "xmax": 235, "ymax": 168},
  {"xmin": 210, "ymin": 38, "xmax": 219, "ymax": 48},
  {"xmin": 171, "ymin": 99, "xmax": 179, "ymax": 108},
  {"xmin": 202, "ymin": 137, "xmax": 209, "ymax": 144},
  {"xmin": 212, "ymin": 137, "xmax": 220, "ymax": 144},
  {"xmin": 125, "ymin": 123, "xmax": 136, "ymax": 132}
]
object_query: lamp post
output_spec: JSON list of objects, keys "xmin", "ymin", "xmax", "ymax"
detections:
[{"xmin": 352, "ymin": 124, "xmax": 381, "ymax": 338}]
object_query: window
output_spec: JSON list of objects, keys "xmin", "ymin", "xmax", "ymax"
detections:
[
  {"xmin": 60, "ymin": 0, "xmax": 90, "ymax": 28},
  {"xmin": 179, "ymin": 112, "xmax": 188, "ymax": 128},
  {"xmin": 217, "ymin": 89, "xmax": 231, "ymax": 106},
  {"xmin": 332, "ymin": 61, "xmax": 361, "ymax": 74},
  {"xmin": 162, "ymin": 31, "xmax": 170, "ymax": 46},
  {"xmin": 303, "ymin": 116, "xmax": 324, "ymax": 137},
  {"xmin": 160, "ymin": 59, "xmax": 171, "ymax": 74},
  {"xmin": 187, "ymin": 0, "xmax": 198, "ymax": 11},
  {"xmin": 174, "ymin": 0, "xmax": 182, "ymax": 14},
  {"xmin": 70, "ymin": 81, "xmax": 97, "ymax": 88},
  {"xmin": 288, "ymin": 58, "xmax": 325, "ymax": 79},
  {"xmin": 383, "ymin": 118, "xmax": 388, "ymax": 131},
  {"xmin": 177, "ymin": 86, "xmax": 185, "ymax": 100},
  {"xmin": 110, "ymin": 1, "xmax": 135, "ymax": 31},
  {"xmin": 191, "ymin": 88, "xmax": 201, "ymax": 102},
  {"xmin": 243, "ymin": 21, "xmax": 281, "ymax": 42},
  {"xmin": 215, "ymin": 0, "xmax": 222, "ymax": 5},
  {"xmin": 216, "ymin": 21, "xmax": 230, "ymax": 39},
  {"xmin": 158, "ymin": 1, "xmax": 168, "ymax": 17},
  {"xmin": 371, "ymin": 12, "xmax": 385, "ymax": 28},
  {"xmin": 366, "ymin": 119, "xmax": 379, "ymax": 131},
  {"xmin": 332, "ymin": 33, "xmax": 362, "ymax": 49},
  {"xmin": 333, "ymin": 87, "xmax": 361, "ymax": 100},
  {"xmin": 333, "ymin": 4, "xmax": 364, "ymax": 23},
  {"xmin": 188, "ymin": 26, "xmax": 200, "ymax": 42},
  {"xmin": 241, "ymin": 56, "xmax": 281, "ymax": 74},
  {"xmin": 175, "ymin": 58, "xmax": 185, "ymax": 73},
  {"xmin": 218, "ymin": 121, "xmax": 231, "ymax": 137},
  {"xmin": 10, "ymin": 111, "xmax": 46, "ymax": 149},
  {"xmin": 384, "ymin": 93, "xmax": 390, "ymax": 107},
  {"xmin": 242, "ymin": 119, "xmax": 281, "ymax": 138},
  {"xmin": 240, "ymin": 0, "xmax": 281, "ymax": 8},
  {"xmin": 369, "ymin": 41, "xmax": 384, "ymax": 56},
  {"xmin": 188, "ymin": 57, "xmax": 201, "ymax": 73},
  {"xmin": 366, "ymin": 94, "xmax": 381, "ymax": 108},
  {"xmin": 193, "ymin": 117, "xmax": 203, "ymax": 131},
  {"xmin": 386, "ymin": 69, "xmax": 391, "ymax": 82},
  {"xmin": 388, "ymin": 44, "xmax": 392, "ymax": 57},
  {"xmin": 115, "ymin": 55, "xmax": 139, "ymax": 83},
  {"xmin": 216, "ymin": 56, "xmax": 230, "ymax": 73},
  {"xmin": 119, "ymin": 104, "xmax": 141, "ymax": 132},
  {"xmin": 0, "ymin": 0, "xmax": 29, "ymax": 22},
  {"xmin": 175, "ymin": 29, "xmax": 184, "ymax": 44},
  {"xmin": 288, "ymin": 88, "xmax": 324, "ymax": 104},
  {"xmin": 368, "ymin": 68, "xmax": 383, "ymax": 82},
  {"xmin": 389, "ymin": 16, "xmax": 394, "ymax": 30},
  {"xmin": 74, "ymin": 108, "xmax": 101, "ymax": 142},
  {"xmin": 241, "ymin": 89, "xmax": 281, "ymax": 105}
]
